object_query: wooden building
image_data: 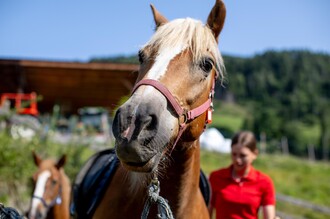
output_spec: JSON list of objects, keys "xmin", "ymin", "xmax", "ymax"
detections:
[{"xmin": 0, "ymin": 59, "xmax": 138, "ymax": 114}]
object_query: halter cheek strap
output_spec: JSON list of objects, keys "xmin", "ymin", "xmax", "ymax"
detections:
[{"xmin": 132, "ymin": 77, "xmax": 215, "ymax": 151}]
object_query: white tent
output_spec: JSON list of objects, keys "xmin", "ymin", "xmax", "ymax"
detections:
[{"xmin": 200, "ymin": 128, "xmax": 231, "ymax": 153}]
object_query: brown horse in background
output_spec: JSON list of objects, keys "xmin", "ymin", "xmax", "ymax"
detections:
[
  {"xmin": 92, "ymin": 0, "xmax": 226, "ymax": 218},
  {"xmin": 28, "ymin": 152, "xmax": 71, "ymax": 219}
]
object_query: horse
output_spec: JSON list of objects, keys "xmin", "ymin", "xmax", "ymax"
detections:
[
  {"xmin": 28, "ymin": 152, "xmax": 71, "ymax": 219},
  {"xmin": 91, "ymin": 1, "xmax": 226, "ymax": 218}
]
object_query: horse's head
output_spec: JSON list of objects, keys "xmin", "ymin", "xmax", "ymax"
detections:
[
  {"xmin": 28, "ymin": 152, "xmax": 66, "ymax": 219},
  {"xmin": 112, "ymin": 0, "xmax": 226, "ymax": 173}
]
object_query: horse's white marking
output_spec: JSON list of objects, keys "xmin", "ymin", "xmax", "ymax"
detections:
[
  {"xmin": 147, "ymin": 45, "xmax": 186, "ymax": 80},
  {"xmin": 30, "ymin": 170, "xmax": 51, "ymax": 215},
  {"xmin": 144, "ymin": 44, "xmax": 186, "ymax": 94}
]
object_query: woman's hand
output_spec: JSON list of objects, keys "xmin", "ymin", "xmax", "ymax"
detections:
[{"xmin": 262, "ymin": 205, "xmax": 276, "ymax": 219}]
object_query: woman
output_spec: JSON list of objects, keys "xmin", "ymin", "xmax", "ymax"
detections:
[{"xmin": 209, "ymin": 131, "xmax": 276, "ymax": 219}]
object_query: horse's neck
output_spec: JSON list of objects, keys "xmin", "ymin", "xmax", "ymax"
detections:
[
  {"xmin": 49, "ymin": 204, "xmax": 69, "ymax": 219},
  {"xmin": 160, "ymin": 140, "xmax": 202, "ymax": 216},
  {"xmin": 50, "ymin": 171, "xmax": 70, "ymax": 219},
  {"xmin": 59, "ymin": 170, "xmax": 71, "ymax": 205}
]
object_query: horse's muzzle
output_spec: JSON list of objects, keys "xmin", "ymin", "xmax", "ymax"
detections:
[{"xmin": 112, "ymin": 103, "xmax": 161, "ymax": 172}]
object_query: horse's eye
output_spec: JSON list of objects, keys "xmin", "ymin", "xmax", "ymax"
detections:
[
  {"xmin": 200, "ymin": 58, "xmax": 214, "ymax": 73},
  {"xmin": 138, "ymin": 50, "xmax": 145, "ymax": 64},
  {"xmin": 51, "ymin": 180, "xmax": 57, "ymax": 186}
]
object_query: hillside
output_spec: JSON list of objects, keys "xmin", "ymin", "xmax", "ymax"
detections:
[{"xmin": 220, "ymin": 51, "xmax": 330, "ymax": 159}]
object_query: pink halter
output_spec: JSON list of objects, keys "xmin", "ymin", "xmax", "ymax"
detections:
[{"xmin": 132, "ymin": 77, "xmax": 216, "ymax": 151}]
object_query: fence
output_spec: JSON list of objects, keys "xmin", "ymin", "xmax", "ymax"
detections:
[{"xmin": 276, "ymin": 193, "xmax": 330, "ymax": 219}]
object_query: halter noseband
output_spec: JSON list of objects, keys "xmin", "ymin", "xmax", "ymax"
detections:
[
  {"xmin": 132, "ymin": 76, "xmax": 216, "ymax": 151},
  {"xmin": 32, "ymin": 186, "xmax": 62, "ymax": 209}
]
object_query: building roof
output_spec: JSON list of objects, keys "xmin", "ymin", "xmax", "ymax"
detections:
[{"xmin": 0, "ymin": 59, "xmax": 139, "ymax": 114}]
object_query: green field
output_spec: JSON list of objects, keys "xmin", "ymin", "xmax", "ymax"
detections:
[{"xmin": 211, "ymin": 102, "xmax": 247, "ymax": 135}]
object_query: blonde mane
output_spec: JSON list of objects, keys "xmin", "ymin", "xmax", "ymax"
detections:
[{"xmin": 143, "ymin": 18, "xmax": 225, "ymax": 80}]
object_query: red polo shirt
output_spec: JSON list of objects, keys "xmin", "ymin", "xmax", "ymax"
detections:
[{"xmin": 209, "ymin": 165, "xmax": 275, "ymax": 219}]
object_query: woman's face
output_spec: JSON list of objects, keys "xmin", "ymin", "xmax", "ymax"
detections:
[{"xmin": 231, "ymin": 144, "xmax": 257, "ymax": 173}]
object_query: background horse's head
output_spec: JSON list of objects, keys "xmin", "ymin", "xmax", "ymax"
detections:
[
  {"xmin": 112, "ymin": 0, "xmax": 226, "ymax": 173},
  {"xmin": 28, "ymin": 152, "xmax": 66, "ymax": 219}
]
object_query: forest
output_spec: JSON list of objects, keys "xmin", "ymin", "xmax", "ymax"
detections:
[{"xmin": 91, "ymin": 50, "xmax": 330, "ymax": 160}]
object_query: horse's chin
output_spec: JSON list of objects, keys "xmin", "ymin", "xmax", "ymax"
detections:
[{"xmin": 120, "ymin": 153, "xmax": 161, "ymax": 173}]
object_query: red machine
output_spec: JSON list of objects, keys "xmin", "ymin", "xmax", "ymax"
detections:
[
  {"xmin": 0, "ymin": 92, "xmax": 39, "ymax": 116},
  {"xmin": 0, "ymin": 92, "xmax": 41, "ymax": 139}
]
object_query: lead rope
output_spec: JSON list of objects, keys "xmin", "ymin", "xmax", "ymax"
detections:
[
  {"xmin": 141, "ymin": 174, "xmax": 174, "ymax": 219},
  {"xmin": 0, "ymin": 203, "xmax": 24, "ymax": 219}
]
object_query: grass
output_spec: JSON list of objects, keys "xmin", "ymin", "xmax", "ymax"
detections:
[
  {"xmin": 212, "ymin": 101, "xmax": 322, "ymax": 147},
  {"xmin": 210, "ymin": 102, "xmax": 247, "ymax": 135}
]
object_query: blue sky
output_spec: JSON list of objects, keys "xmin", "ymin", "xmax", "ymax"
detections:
[{"xmin": 1, "ymin": 0, "xmax": 329, "ymax": 62}]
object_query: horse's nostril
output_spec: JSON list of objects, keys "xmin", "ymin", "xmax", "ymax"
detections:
[
  {"xmin": 145, "ymin": 115, "xmax": 158, "ymax": 130},
  {"xmin": 112, "ymin": 110, "xmax": 122, "ymax": 139},
  {"xmin": 117, "ymin": 136, "xmax": 129, "ymax": 145}
]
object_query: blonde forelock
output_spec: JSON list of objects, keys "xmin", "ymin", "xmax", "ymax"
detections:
[{"xmin": 143, "ymin": 18, "xmax": 225, "ymax": 80}]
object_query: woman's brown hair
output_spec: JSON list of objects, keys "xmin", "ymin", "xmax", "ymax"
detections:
[{"xmin": 231, "ymin": 131, "xmax": 257, "ymax": 152}]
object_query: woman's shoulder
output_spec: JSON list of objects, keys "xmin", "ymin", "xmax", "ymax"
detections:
[{"xmin": 253, "ymin": 168, "xmax": 274, "ymax": 184}]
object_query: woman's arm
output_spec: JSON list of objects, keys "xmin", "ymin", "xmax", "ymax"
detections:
[{"xmin": 262, "ymin": 205, "xmax": 276, "ymax": 219}]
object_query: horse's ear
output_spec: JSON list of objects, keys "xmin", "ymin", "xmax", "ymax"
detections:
[
  {"xmin": 207, "ymin": 0, "xmax": 226, "ymax": 41},
  {"xmin": 150, "ymin": 4, "xmax": 168, "ymax": 29},
  {"xmin": 32, "ymin": 151, "xmax": 42, "ymax": 167},
  {"xmin": 56, "ymin": 154, "xmax": 67, "ymax": 169}
]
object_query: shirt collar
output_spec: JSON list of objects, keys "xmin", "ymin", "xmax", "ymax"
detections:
[
  {"xmin": 227, "ymin": 165, "xmax": 258, "ymax": 181},
  {"xmin": 244, "ymin": 165, "xmax": 257, "ymax": 181}
]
